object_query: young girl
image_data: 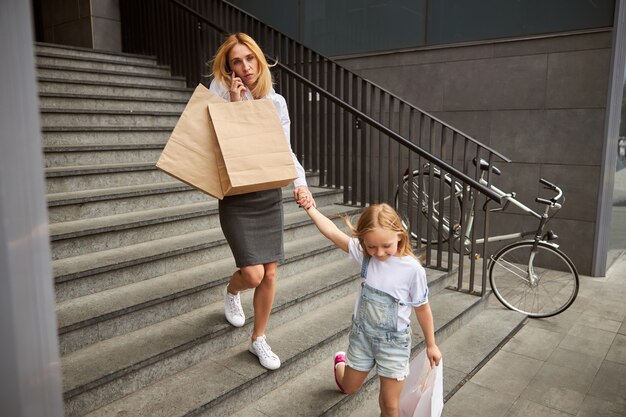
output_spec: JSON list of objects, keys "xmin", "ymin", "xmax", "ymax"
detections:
[{"xmin": 303, "ymin": 203, "xmax": 441, "ymax": 417}]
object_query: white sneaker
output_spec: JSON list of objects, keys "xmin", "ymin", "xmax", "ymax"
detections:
[
  {"xmin": 224, "ymin": 286, "xmax": 245, "ymax": 327},
  {"xmin": 249, "ymin": 335, "xmax": 281, "ymax": 370}
]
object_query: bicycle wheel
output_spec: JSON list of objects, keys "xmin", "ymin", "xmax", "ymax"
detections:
[
  {"xmin": 394, "ymin": 171, "xmax": 462, "ymax": 244},
  {"xmin": 489, "ymin": 241, "xmax": 579, "ymax": 318}
]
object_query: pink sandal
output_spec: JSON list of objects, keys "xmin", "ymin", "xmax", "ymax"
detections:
[{"xmin": 334, "ymin": 351, "xmax": 347, "ymax": 393}]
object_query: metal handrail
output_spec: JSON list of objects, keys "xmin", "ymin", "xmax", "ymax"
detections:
[
  {"xmin": 168, "ymin": 0, "xmax": 505, "ymax": 203},
  {"xmin": 120, "ymin": 0, "xmax": 514, "ymax": 295}
]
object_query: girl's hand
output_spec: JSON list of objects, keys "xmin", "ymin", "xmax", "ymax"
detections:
[
  {"xmin": 426, "ymin": 344, "xmax": 442, "ymax": 368},
  {"xmin": 295, "ymin": 186, "xmax": 316, "ymax": 210},
  {"xmin": 229, "ymin": 73, "xmax": 246, "ymax": 102}
]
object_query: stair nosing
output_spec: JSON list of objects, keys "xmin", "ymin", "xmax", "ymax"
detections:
[
  {"xmin": 44, "ymin": 144, "xmax": 167, "ymax": 152},
  {"xmin": 45, "ymin": 162, "xmax": 157, "ymax": 177},
  {"xmin": 38, "ymin": 91, "xmax": 188, "ymax": 104},
  {"xmin": 36, "ymin": 51, "xmax": 171, "ymax": 70},
  {"xmin": 42, "ymin": 126, "xmax": 175, "ymax": 133},
  {"xmin": 49, "ymin": 196, "xmax": 351, "ymax": 241},
  {"xmin": 52, "ymin": 203, "xmax": 355, "ymax": 282},
  {"xmin": 56, "ymin": 240, "xmax": 346, "ymax": 333},
  {"xmin": 37, "ymin": 76, "xmax": 194, "ymax": 93},
  {"xmin": 37, "ymin": 63, "xmax": 187, "ymax": 82},
  {"xmin": 66, "ymin": 289, "xmax": 478, "ymax": 416},
  {"xmin": 46, "ymin": 182, "xmax": 192, "ymax": 206},
  {"xmin": 36, "ymin": 42, "xmax": 158, "ymax": 61},
  {"xmin": 61, "ymin": 263, "xmax": 360, "ymax": 398},
  {"xmin": 40, "ymin": 108, "xmax": 182, "ymax": 116}
]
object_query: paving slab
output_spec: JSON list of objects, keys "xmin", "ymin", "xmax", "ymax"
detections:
[{"xmin": 443, "ymin": 251, "xmax": 626, "ymax": 417}]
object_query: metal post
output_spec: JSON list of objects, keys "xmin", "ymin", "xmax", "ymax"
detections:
[{"xmin": 593, "ymin": 0, "xmax": 626, "ymax": 276}]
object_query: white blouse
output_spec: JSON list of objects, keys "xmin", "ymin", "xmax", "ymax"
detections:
[{"xmin": 208, "ymin": 79, "xmax": 308, "ymax": 188}]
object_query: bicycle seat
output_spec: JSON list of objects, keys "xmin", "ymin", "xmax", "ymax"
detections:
[{"xmin": 473, "ymin": 158, "xmax": 501, "ymax": 175}]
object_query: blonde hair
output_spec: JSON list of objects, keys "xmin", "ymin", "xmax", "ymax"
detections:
[
  {"xmin": 210, "ymin": 32, "xmax": 274, "ymax": 99},
  {"xmin": 345, "ymin": 203, "xmax": 416, "ymax": 259}
]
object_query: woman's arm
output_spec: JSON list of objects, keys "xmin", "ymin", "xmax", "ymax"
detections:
[
  {"xmin": 305, "ymin": 206, "xmax": 350, "ymax": 253},
  {"xmin": 414, "ymin": 303, "xmax": 442, "ymax": 368},
  {"xmin": 270, "ymin": 93, "xmax": 315, "ymax": 209}
]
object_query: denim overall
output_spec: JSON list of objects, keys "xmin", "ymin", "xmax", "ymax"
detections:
[{"xmin": 348, "ymin": 256, "xmax": 420, "ymax": 378}]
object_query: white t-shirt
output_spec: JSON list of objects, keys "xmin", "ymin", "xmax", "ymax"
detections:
[
  {"xmin": 208, "ymin": 79, "xmax": 307, "ymax": 188},
  {"xmin": 348, "ymin": 238, "xmax": 429, "ymax": 330}
]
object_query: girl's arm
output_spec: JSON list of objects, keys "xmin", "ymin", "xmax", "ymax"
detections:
[
  {"xmin": 305, "ymin": 206, "xmax": 350, "ymax": 253},
  {"xmin": 414, "ymin": 303, "xmax": 442, "ymax": 368}
]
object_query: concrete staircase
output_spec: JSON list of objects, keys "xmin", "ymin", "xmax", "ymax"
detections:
[{"xmin": 38, "ymin": 42, "xmax": 526, "ymax": 417}]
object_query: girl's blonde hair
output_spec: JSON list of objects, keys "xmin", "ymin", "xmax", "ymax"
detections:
[
  {"xmin": 345, "ymin": 203, "xmax": 416, "ymax": 259},
  {"xmin": 210, "ymin": 32, "xmax": 274, "ymax": 99}
]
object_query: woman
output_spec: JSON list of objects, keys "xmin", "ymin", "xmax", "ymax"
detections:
[{"xmin": 209, "ymin": 33, "xmax": 315, "ymax": 370}]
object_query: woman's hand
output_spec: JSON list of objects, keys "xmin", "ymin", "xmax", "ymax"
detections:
[
  {"xmin": 295, "ymin": 186, "xmax": 316, "ymax": 210},
  {"xmin": 229, "ymin": 73, "xmax": 246, "ymax": 102}
]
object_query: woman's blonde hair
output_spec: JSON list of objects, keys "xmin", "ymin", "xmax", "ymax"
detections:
[
  {"xmin": 210, "ymin": 32, "xmax": 274, "ymax": 99},
  {"xmin": 345, "ymin": 203, "xmax": 416, "ymax": 259}
]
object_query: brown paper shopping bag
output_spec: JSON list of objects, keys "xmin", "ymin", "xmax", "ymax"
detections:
[
  {"xmin": 156, "ymin": 84, "xmax": 297, "ymax": 199},
  {"xmin": 156, "ymin": 84, "xmax": 228, "ymax": 199},
  {"xmin": 208, "ymin": 99, "xmax": 297, "ymax": 196}
]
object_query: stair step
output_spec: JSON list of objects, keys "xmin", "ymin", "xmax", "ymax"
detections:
[
  {"xmin": 57, "ymin": 240, "xmax": 352, "ymax": 354},
  {"xmin": 47, "ymin": 183, "xmax": 339, "ymax": 223},
  {"xmin": 42, "ymin": 127, "xmax": 173, "ymax": 146},
  {"xmin": 36, "ymin": 42, "xmax": 158, "ymax": 66},
  {"xmin": 39, "ymin": 93, "xmax": 187, "ymax": 113},
  {"xmin": 38, "ymin": 65, "xmax": 187, "ymax": 88},
  {"xmin": 74, "ymin": 287, "xmax": 470, "ymax": 417},
  {"xmin": 345, "ymin": 298, "xmax": 527, "ymax": 417},
  {"xmin": 49, "ymin": 190, "xmax": 348, "ymax": 260},
  {"xmin": 36, "ymin": 53, "xmax": 173, "ymax": 77},
  {"xmin": 62, "ymin": 259, "xmax": 363, "ymax": 417},
  {"xmin": 40, "ymin": 108, "xmax": 180, "ymax": 128},
  {"xmin": 52, "ymin": 201, "xmax": 350, "ymax": 300},
  {"xmin": 45, "ymin": 162, "xmax": 171, "ymax": 193},
  {"xmin": 36, "ymin": 43, "xmax": 492, "ymax": 417},
  {"xmin": 44, "ymin": 143, "xmax": 166, "ymax": 167},
  {"xmin": 38, "ymin": 78, "xmax": 193, "ymax": 100}
]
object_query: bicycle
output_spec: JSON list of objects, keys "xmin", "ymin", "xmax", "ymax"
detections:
[{"xmin": 395, "ymin": 158, "xmax": 579, "ymax": 318}]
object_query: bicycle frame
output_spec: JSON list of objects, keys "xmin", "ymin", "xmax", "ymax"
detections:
[{"xmin": 443, "ymin": 172, "xmax": 559, "ymax": 252}]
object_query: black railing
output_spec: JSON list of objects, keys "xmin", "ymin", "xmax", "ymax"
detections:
[{"xmin": 119, "ymin": 0, "xmax": 511, "ymax": 296}]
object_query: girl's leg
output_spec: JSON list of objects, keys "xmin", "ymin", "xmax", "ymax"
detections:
[
  {"xmin": 335, "ymin": 364, "xmax": 369, "ymax": 395},
  {"xmin": 378, "ymin": 376, "xmax": 405, "ymax": 417},
  {"xmin": 251, "ymin": 262, "xmax": 277, "ymax": 340}
]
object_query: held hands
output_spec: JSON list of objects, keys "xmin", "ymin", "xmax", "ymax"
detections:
[
  {"xmin": 229, "ymin": 73, "xmax": 246, "ymax": 102},
  {"xmin": 295, "ymin": 186, "xmax": 316, "ymax": 210}
]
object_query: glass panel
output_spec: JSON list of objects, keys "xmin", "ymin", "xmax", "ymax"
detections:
[
  {"xmin": 427, "ymin": 0, "xmax": 615, "ymax": 45},
  {"xmin": 607, "ymin": 68, "xmax": 626, "ymax": 267},
  {"xmin": 229, "ymin": 0, "xmax": 615, "ymax": 55},
  {"xmin": 301, "ymin": 0, "xmax": 426, "ymax": 56},
  {"xmin": 227, "ymin": 0, "xmax": 299, "ymax": 39}
]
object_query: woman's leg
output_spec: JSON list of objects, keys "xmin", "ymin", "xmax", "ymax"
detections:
[
  {"xmin": 227, "ymin": 264, "xmax": 265, "ymax": 294},
  {"xmin": 226, "ymin": 262, "xmax": 277, "ymax": 340},
  {"xmin": 335, "ymin": 364, "xmax": 369, "ymax": 395},
  {"xmin": 378, "ymin": 376, "xmax": 405, "ymax": 417},
  {"xmin": 252, "ymin": 262, "xmax": 277, "ymax": 340}
]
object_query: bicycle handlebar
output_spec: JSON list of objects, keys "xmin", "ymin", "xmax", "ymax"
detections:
[
  {"xmin": 536, "ymin": 178, "xmax": 563, "ymax": 206},
  {"xmin": 539, "ymin": 178, "xmax": 556, "ymax": 189}
]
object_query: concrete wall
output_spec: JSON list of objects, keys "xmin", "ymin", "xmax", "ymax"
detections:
[
  {"xmin": 337, "ymin": 31, "xmax": 613, "ymax": 275},
  {"xmin": 40, "ymin": 0, "xmax": 121, "ymax": 51}
]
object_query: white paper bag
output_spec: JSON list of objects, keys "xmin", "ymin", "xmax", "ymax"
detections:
[{"xmin": 400, "ymin": 349, "xmax": 444, "ymax": 417}]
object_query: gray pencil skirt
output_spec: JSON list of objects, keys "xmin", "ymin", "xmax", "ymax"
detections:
[{"xmin": 218, "ymin": 188, "xmax": 284, "ymax": 267}]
